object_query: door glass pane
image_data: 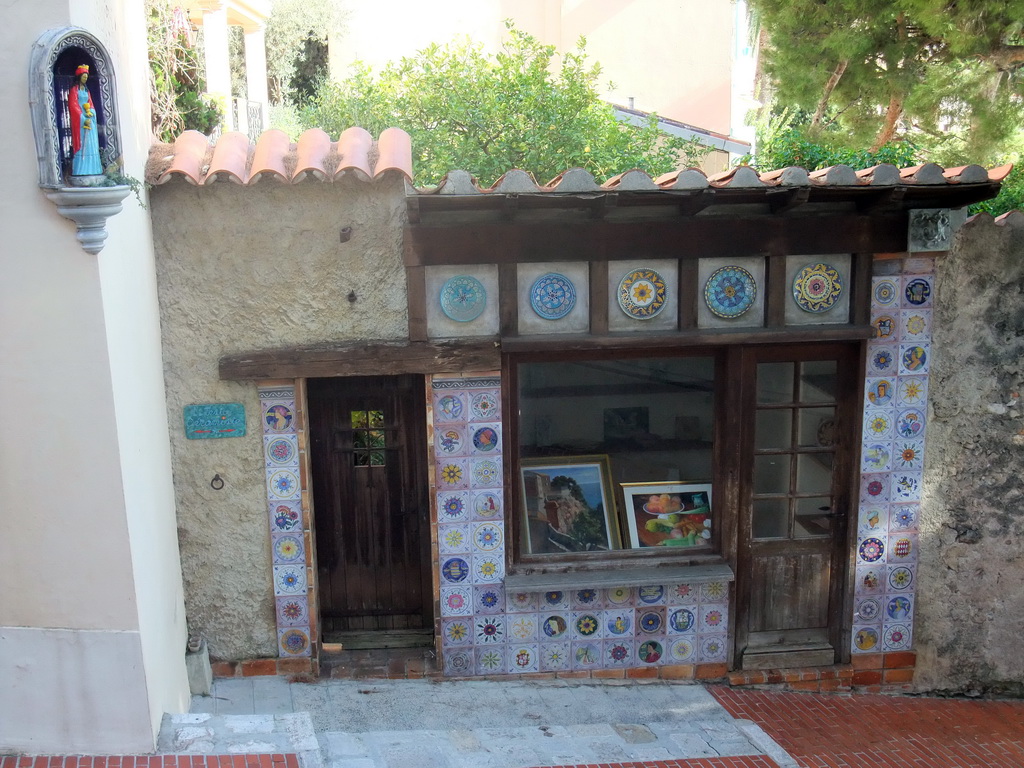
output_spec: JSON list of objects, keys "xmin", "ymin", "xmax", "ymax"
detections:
[
  {"xmin": 757, "ymin": 363, "xmax": 794, "ymax": 404},
  {"xmin": 798, "ymin": 407, "xmax": 836, "ymax": 448},
  {"xmin": 353, "ymin": 431, "xmax": 368, "ymax": 449},
  {"xmin": 368, "ymin": 410, "xmax": 385, "ymax": 428},
  {"xmin": 754, "ymin": 454, "xmax": 790, "ymax": 494},
  {"xmin": 753, "ymin": 498, "xmax": 788, "ymax": 539},
  {"xmin": 799, "ymin": 361, "xmax": 837, "ymax": 402},
  {"xmin": 756, "ymin": 409, "xmax": 792, "ymax": 450},
  {"xmin": 794, "ymin": 496, "xmax": 833, "ymax": 538},
  {"xmin": 369, "ymin": 450, "xmax": 385, "ymax": 466},
  {"xmin": 796, "ymin": 453, "xmax": 833, "ymax": 494},
  {"xmin": 351, "ymin": 410, "xmax": 367, "ymax": 429},
  {"xmin": 368, "ymin": 430, "xmax": 385, "ymax": 448}
]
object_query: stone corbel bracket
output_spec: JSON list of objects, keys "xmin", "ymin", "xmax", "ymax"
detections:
[{"xmin": 30, "ymin": 26, "xmax": 126, "ymax": 255}]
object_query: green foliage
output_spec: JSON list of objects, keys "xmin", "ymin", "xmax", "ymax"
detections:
[
  {"xmin": 971, "ymin": 163, "xmax": 1024, "ymax": 217},
  {"xmin": 147, "ymin": 0, "xmax": 221, "ymax": 141},
  {"xmin": 300, "ymin": 24, "xmax": 708, "ymax": 186},
  {"xmin": 264, "ymin": 0, "xmax": 344, "ymax": 104},
  {"xmin": 289, "ymin": 35, "xmax": 330, "ymax": 108}
]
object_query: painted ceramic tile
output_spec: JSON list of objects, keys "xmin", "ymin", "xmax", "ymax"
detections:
[
  {"xmin": 469, "ymin": 390, "xmax": 501, "ymax": 422},
  {"xmin": 903, "ymin": 257, "xmax": 936, "ymax": 274},
  {"xmin": 701, "ymin": 582, "xmax": 729, "ymax": 603},
  {"xmin": 263, "ymin": 401, "xmax": 297, "ymax": 434},
  {"xmin": 604, "ymin": 638, "xmax": 635, "ymax": 667},
  {"xmin": 864, "ymin": 412, "xmax": 894, "ymax": 440},
  {"xmin": 439, "ymin": 524, "xmax": 471, "ymax": 555},
  {"xmin": 856, "ymin": 565, "xmax": 886, "ymax": 596},
  {"xmin": 475, "ymin": 616, "xmax": 506, "ymax": 645},
  {"xmin": 605, "ymin": 586, "xmax": 636, "ymax": 606},
  {"xmin": 891, "ymin": 472, "xmax": 923, "ymax": 502},
  {"xmin": 887, "ymin": 563, "xmax": 916, "ymax": 592},
  {"xmin": 909, "ymin": 209, "xmax": 952, "ymax": 252},
  {"xmin": 892, "ymin": 440, "xmax": 925, "ymax": 470},
  {"xmin": 884, "ymin": 593, "xmax": 914, "ymax": 623},
  {"xmin": 475, "ymin": 646, "xmax": 505, "ymax": 675},
  {"xmin": 540, "ymin": 642, "xmax": 571, "ymax": 671},
  {"xmin": 854, "ymin": 596, "xmax": 882, "ymax": 623},
  {"xmin": 273, "ymin": 565, "xmax": 306, "ymax": 596},
  {"xmin": 437, "ymin": 459, "xmax": 469, "ymax": 490},
  {"xmin": 636, "ymin": 607, "xmax": 667, "ymax": 634},
  {"xmin": 901, "ymin": 309, "xmax": 932, "ymax": 340},
  {"xmin": 902, "ymin": 275, "xmax": 934, "ymax": 307},
  {"xmin": 571, "ymin": 611, "xmax": 603, "ymax": 640},
  {"xmin": 276, "ymin": 596, "xmax": 309, "ymax": 627},
  {"xmin": 541, "ymin": 590, "xmax": 570, "ymax": 610},
  {"xmin": 858, "ymin": 505, "xmax": 888, "ymax": 537},
  {"xmin": 895, "ymin": 408, "xmax": 926, "ymax": 440},
  {"xmin": 861, "ymin": 443, "xmax": 892, "ymax": 473},
  {"xmin": 666, "ymin": 605, "xmax": 698, "ymax": 634},
  {"xmin": 865, "ymin": 378, "xmax": 896, "ymax": 409},
  {"xmin": 700, "ymin": 604, "xmax": 728, "ymax": 633},
  {"xmin": 269, "ymin": 501, "xmax": 303, "ymax": 532},
  {"xmin": 440, "ymin": 586, "xmax": 473, "ymax": 617},
  {"xmin": 668, "ymin": 636, "xmax": 696, "ymax": 663},
  {"xmin": 441, "ymin": 618, "xmax": 472, "ymax": 646},
  {"xmin": 470, "ymin": 457, "xmax": 502, "ymax": 488},
  {"xmin": 474, "ymin": 584, "xmax": 504, "ymax": 615},
  {"xmin": 899, "ymin": 343, "xmax": 930, "ymax": 375},
  {"xmin": 871, "ymin": 277, "xmax": 900, "ymax": 308},
  {"xmin": 887, "ymin": 533, "xmax": 918, "ymax": 563},
  {"xmin": 444, "ymin": 649, "xmax": 473, "ymax": 676},
  {"xmin": 890, "ymin": 503, "xmax": 919, "ymax": 531},
  {"xmin": 471, "ymin": 554, "xmax": 504, "ymax": 583},
  {"xmin": 508, "ymin": 644, "xmax": 540, "ymax": 673},
  {"xmin": 258, "ymin": 387, "xmax": 295, "ymax": 401},
  {"xmin": 267, "ymin": 468, "xmax": 301, "ymax": 500},
  {"xmin": 603, "ymin": 609, "xmax": 634, "ymax": 637},
  {"xmin": 507, "ymin": 591, "xmax": 538, "ymax": 613},
  {"xmin": 852, "ymin": 625, "xmax": 882, "ymax": 653},
  {"xmin": 668, "ymin": 584, "xmax": 699, "ymax": 605},
  {"xmin": 265, "ymin": 434, "xmax": 299, "ymax": 466},
  {"xmin": 858, "ymin": 536, "xmax": 887, "ymax": 565},
  {"xmin": 472, "ymin": 522, "xmax": 504, "ymax": 552},
  {"xmin": 571, "ymin": 588, "xmax": 603, "ymax": 610},
  {"xmin": 433, "ymin": 392, "xmax": 467, "ymax": 423},
  {"xmin": 434, "ymin": 426, "xmax": 467, "ymax": 458},
  {"xmin": 539, "ymin": 612, "xmax": 571, "ymax": 641},
  {"xmin": 637, "ymin": 585, "xmax": 667, "ymax": 605},
  {"xmin": 861, "ymin": 474, "xmax": 891, "ymax": 504},
  {"xmin": 437, "ymin": 491, "xmax": 470, "ymax": 523},
  {"xmin": 440, "ymin": 556, "xmax": 471, "ymax": 584},
  {"xmin": 571, "ymin": 641, "xmax": 603, "ymax": 670},
  {"xmin": 278, "ymin": 627, "xmax": 311, "ymax": 657},
  {"xmin": 867, "ymin": 344, "xmax": 899, "ymax": 375},
  {"xmin": 882, "ymin": 622, "xmax": 913, "ymax": 651},
  {"xmin": 871, "ymin": 313, "xmax": 899, "ymax": 342},
  {"xmin": 896, "ymin": 377, "xmax": 928, "ymax": 407},
  {"xmin": 698, "ymin": 635, "xmax": 728, "ymax": 663},
  {"xmin": 508, "ymin": 613, "xmax": 539, "ymax": 642},
  {"xmin": 271, "ymin": 532, "xmax": 304, "ymax": 564},
  {"xmin": 471, "ymin": 490, "xmax": 502, "ymax": 521},
  {"xmin": 469, "ymin": 423, "xmax": 501, "ymax": 454},
  {"xmin": 636, "ymin": 637, "xmax": 666, "ymax": 665}
]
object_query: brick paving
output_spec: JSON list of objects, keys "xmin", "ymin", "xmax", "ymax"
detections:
[{"xmin": 711, "ymin": 687, "xmax": 1024, "ymax": 768}]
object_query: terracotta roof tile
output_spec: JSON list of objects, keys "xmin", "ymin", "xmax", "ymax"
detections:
[
  {"xmin": 374, "ymin": 127, "xmax": 414, "ymax": 180},
  {"xmin": 157, "ymin": 130, "xmax": 211, "ymax": 185},
  {"xmin": 248, "ymin": 129, "xmax": 290, "ymax": 183},
  {"xmin": 603, "ymin": 169, "xmax": 660, "ymax": 190},
  {"xmin": 488, "ymin": 169, "xmax": 541, "ymax": 194},
  {"xmin": 335, "ymin": 126, "xmax": 374, "ymax": 180},
  {"xmin": 855, "ymin": 164, "xmax": 900, "ymax": 185},
  {"xmin": 204, "ymin": 131, "xmax": 251, "ymax": 184},
  {"xmin": 293, "ymin": 129, "xmax": 332, "ymax": 182},
  {"xmin": 809, "ymin": 165, "xmax": 859, "ymax": 186},
  {"xmin": 655, "ymin": 168, "xmax": 710, "ymax": 190},
  {"xmin": 987, "ymin": 163, "xmax": 1014, "ymax": 182},
  {"xmin": 899, "ymin": 163, "xmax": 947, "ymax": 184}
]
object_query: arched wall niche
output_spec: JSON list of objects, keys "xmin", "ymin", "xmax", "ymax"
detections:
[{"xmin": 30, "ymin": 26, "xmax": 123, "ymax": 189}]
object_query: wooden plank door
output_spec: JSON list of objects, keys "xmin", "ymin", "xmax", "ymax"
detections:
[
  {"xmin": 735, "ymin": 344, "xmax": 859, "ymax": 669},
  {"xmin": 308, "ymin": 375, "xmax": 432, "ymax": 641}
]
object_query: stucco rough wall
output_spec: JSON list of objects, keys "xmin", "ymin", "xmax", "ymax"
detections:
[
  {"xmin": 152, "ymin": 178, "xmax": 408, "ymax": 659},
  {"xmin": 915, "ymin": 213, "xmax": 1024, "ymax": 694}
]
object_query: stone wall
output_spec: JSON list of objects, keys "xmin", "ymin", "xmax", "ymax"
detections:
[
  {"xmin": 915, "ymin": 212, "xmax": 1024, "ymax": 694},
  {"xmin": 151, "ymin": 178, "xmax": 408, "ymax": 660}
]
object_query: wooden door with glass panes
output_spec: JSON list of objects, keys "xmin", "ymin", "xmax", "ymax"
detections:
[
  {"xmin": 308, "ymin": 375, "xmax": 432, "ymax": 645},
  {"xmin": 735, "ymin": 344, "xmax": 859, "ymax": 669}
]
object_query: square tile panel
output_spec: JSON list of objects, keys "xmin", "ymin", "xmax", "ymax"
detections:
[
  {"xmin": 439, "ymin": 555, "xmax": 471, "ymax": 585},
  {"xmin": 902, "ymin": 274, "xmax": 934, "ymax": 307},
  {"xmin": 883, "ymin": 593, "xmax": 914, "ymax": 624},
  {"xmin": 861, "ymin": 474, "xmax": 891, "ymax": 504},
  {"xmin": 444, "ymin": 648, "xmax": 473, "ymax": 676},
  {"xmin": 506, "ymin": 591, "xmax": 538, "ymax": 613},
  {"xmin": 269, "ymin": 500, "xmax": 303, "ymax": 533},
  {"xmin": 437, "ymin": 491, "xmax": 470, "ymax": 523},
  {"xmin": 899, "ymin": 342, "xmax": 931, "ymax": 376},
  {"xmin": 474, "ymin": 615, "xmax": 506, "ymax": 645},
  {"xmin": 867, "ymin": 343, "xmax": 900, "ymax": 376},
  {"xmin": 637, "ymin": 636, "xmax": 667, "ymax": 665},
  {"xmin": 440, "ymin": 586, "xmax": 473, "ymax": 617},
  {"xmin": 602, "ymin": 608, "xmax": 634, "ymax": 638},
  {"xmin": 882, "ymin": 622, "xmax": 913, "ymax": 651},
  {"xmin": 267, "ymin": 467, "xmax": 301, "ymax": 500},
  {"xmin": 890, "ymin": 503, "xmax": 919, "ymax": 532},
  {"xmin": 864, "ymin": 411, "xmax": 894, "ymax": 440},
  {"xmin": 262, "ymin": 400, "xmax": 297, "ymax": 435},
  {"xmin": 436, "ymin": 458, "xmax": 470, "ymax": 490},
  {"xmin": 273, "ymin": 564, "xmax": 307, "ymax": 596},
  {"xmin": 854, "ymin": 595, "xmax": 883, "ymax": 624},
  {"xmin": 667, "ymin": 584, "xmax": 699, "ymax": 604},
  {"xmin": 469, "ymin": 457, "xmax": 502, "ymax": 488},
  {"xmin": 571, "ymin": 611, "xmax": 604, "ymax": 640},
  {"xmin": 438, "ymin": 523, "xmax": 471, "ymax": 555},
  {"xmin": 886, "ymin": 563, "xmax": 916, "ymax": 592},
  {"xmin": 271, "ymin": 531, "xmax": 305, "ymax": 565},
  {"xmin": 441, "ymin": 617, "xmax": 472, "ymax": 646},
  {"xmin": 470, "ymin": 490, "xmax": 503, "ymax": 521},
  {"xmin": 508, "ymin": 613, "xmax": 539, "ymax": 642},
  {"xmin": 571, "ymin": 640, "xmax": 604, "ymax": 670},
  {"xmin": 887, "ymin": 532, "xmax": 919, "ymax": 563},
  {"xmin": 871, "ymin": 277, "xmax": 901, "ymax": 308},
  {"xmin": 636, "ymin": 606, "xmax": 667, "ymax": 635},
  {"xmin": 667, "ymin": 636, "xmax": 697, "ymax": 663},
  {"xmin": 894, "ymin": 407, "xmax": 926, "ymax": 440},
  {"xmin": 861, "ymin": 442, "xmax": 892, "ymax": 473},
  {"xmin": 571, "ymin": 588, "xmax": 604, "ymax": 610},
  {"xmin": 698, "ymin": 256, "xmax": 766, "ymax": 329},
  {"xmin": 538, "ymin": 611, "xmax": 571, "ymax": 642},
  {"xmin": 540, "ymin": 641, "xmax": 571, "ymax": 671},
  {"xmin": 467, "ymin": 423, "xmax": 502, "ymax": 455},
  {"xmin": 517, "ymin": 261, "xmax": 591, "ymax": 335},
  {"xmin": 698, "ymin": 634, "xmax": 728, "ymax": 663},
  {"xmin": 471, "ymin": 521, "xmax": 504, "ymax": 553},
  {"xmin": 604, "ymin": 637, "xmax": 635, "ymax": 667},
  {"xmin": 857, "ymin": 535, "xmax": 887, "ymax": 565},
  {"xmin": 278, "ymin": 627, "xmax": 311, "ymax": 657},
  {"xmin": 891, "ymin": 439, "xmax": 925, "ymax": 471},
  {"xmin": 699, "ymin": 603, "xmax": 729, "ymax": 633},
  {"xmin": 901, "ymin": 308, "xmax": 932, "ymax": 341},
  {"xmin": 890, "ymin": 471, "xmax": 923, "ymax": 502},
  {"xmin": 507, "ymin": 643, "xmax": 540, "ymax": 673},
  {"xmin": 871, "ymin": 312, "xmax": 900, "ymax": 343},
  {"xmin": 471, "ymin": 553, "xmax": 504, "ymax": 583},
  {"xmin": 605, "ymin": 586, "xmax": 636, "ymax": 606},
  {"xmin": 468, "ymin": 390, "xmax": 501, "ymax": 422},
  {"xmin": 474, "ymin": 645, "xmax": 505, "ymax": 675},
  {"xmin": 608, "ymin": 258, "xmax": 679, "ymax": 332},
  {"xmin": 265, "ymin": 434, "xmax": 299, "ymax": 467},
  {"xmin": 426, "ymin": 265, "xmax": 500, "ymax": 339},
  {"xmin": 700, "ymin": 582, "xmax": 729, "ymax": 603},
  {"xmin": 276, "ymin": 595, "xmax": 309, "ymax": 627},
  {"xmin": 539, "ymin": 590, "xmax": 570, "ymax": 611},
  {"xmin": 852, "ymin": 624, "xmax": 883, "ymax": 654},
  {"xmin": 433, "ymin": 391, "xmax": 468, "ymax": 424},
  {"xmin": 896, "ymin": 376, "xmax": 928, "ymax": 407},
  {"xmin": 865, "ymin": 377, "xmax": 897, "ymax": 409},
  {"xmin": 474, "ymin": 584, "xmax": 505, "ymax": 615},
  {"xmin": 858, "ymin": 504, "xmax": 889, "ymax": 537},
  {"xmin": 434, "ymin": 425, "xmax": 468, "ymax": 459},
  {"xmin": 785, "ymin": 255, "xmax": 851, "ymax": 325},
  {"xmin": 855, "ymin": 565, "xmax": 886, "ymax": 595},
  {"xmin": 637, "ymin": 585, "xmax": 668, "ymax": 605},
  {"xmin": 666, "ymin": 605, "xmax": 698, "ymax": 634}
]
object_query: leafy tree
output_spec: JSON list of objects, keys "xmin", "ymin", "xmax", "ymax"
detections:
[
  {"xmin": 300, "ymin": 24, "xmax": 709, "ymax": 186},
  {"xmin": 749, "ymin": 0, "xmax": 1024, "ymax": 159},
  {"xmin": 264, "ymin": 0, "xmax": 344, "ymax": 104}
]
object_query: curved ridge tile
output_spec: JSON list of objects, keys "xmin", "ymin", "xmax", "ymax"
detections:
[
  {"xmin": 490, "ymin": 169, "xmax": 541, "ymax": 193},
  {"xmin": 435, "ymin": 170, "xmax": 482, "ymax": 195},
  {"xmin": 996, "ymin": 209, "xmax": 1024, "ymax": 227},
  {"xmin": 248, "ymin": 129, "xmax": 290, "ymax": 183},
  {"xmin": 988, "ymin": 163, "xmax": 1014, "ymax": 182},
  {"xmin": 900, "ymin": 163, "xmax": 946, "ymax": 185},
  {"xmin": 334, "ymin": 126, "xmax": 374, "ymax": 181},
  {"xmin": 777, "ymin": 167, "xmax": 810, "ymax": 186},
  {"xmin": 709, "ymin": 165, "xmax": 764, "ymax": 188},
  {"xmin": 942, "ymin": 165, "xmax": 989, "ymax": 184},
  {"xmin": 292, "ymin": 129, "xmax": 331, "ymax": 182},
  {"xmin": 808, "ymin": 165, "xmax": 859, "ymax": 186},
  {"xmin": 156, "ymin": 130, "xmax": 210, "ymax": 185},
  {"xmin": 603, "ymin": 169, "xmax": 658, "ymax": 190},
  {"xmin": 656, "ymin": 168, "xmax": 709, "ymax": 189},
  {"xmin": 856, "ymin": 164, "xmax": 900, "ymax": 186},
  {"xmin": 374, "ymin": 127, "xmax": 413, "ymax": 181},
  {"xmin": 545, "ymin": 168, "xmax": 599, "ymax": 192},
  {"xmin": 204, "ymin": 131, "xmax": 251, "ymax": 185}
]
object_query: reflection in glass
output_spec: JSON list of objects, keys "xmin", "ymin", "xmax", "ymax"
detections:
[
  {"xmin": 756, "ymin": 409, "xmax": 792, "ymax": 450},
  {"xmin": 798, "ymin": 407, "xmax": 836, "ymax": 447},
  {"xmin": 799, "ymin": 360, "xmax": 837, "ymax": 402},
  {"xmin": 796, "ymin": 453, "xmax": 833, "ymax": 494},
  {"xmin": 754, "ymin": 454, "xmax": 790, "ymax": 494},
  {"xmin": 757, "ymin": 363, "xmax": 794, "ymax": 404},
  {"xmin": 753, "ymin": 498, "xmax": 788, "ymax": 538},
  {"xmin": 794, "ymin": 496, "xmax": 832, "ymax": 538}
]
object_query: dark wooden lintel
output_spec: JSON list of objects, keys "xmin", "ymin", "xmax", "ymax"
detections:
[
  {"xmin": 678, "ymin": 189, "xmax": 715, "ymax": 216},
  {"xmin": 769, "ymin": 187, "xmax": 810, "ymax": 214},
  {"xmin": 502, "ymin": 194, "xmax": 519, "ymax": 221},
  {"xmin": 220, "ymin": 340, "xmax": 501, "ymax": 380}
]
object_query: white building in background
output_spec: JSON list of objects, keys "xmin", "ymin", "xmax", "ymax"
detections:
[{"xmin": 1, "ymin": 0, "xmax": 190, "ymax": 754}]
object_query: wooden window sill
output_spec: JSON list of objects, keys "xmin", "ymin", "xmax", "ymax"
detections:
[{"xmin": 503, "ymin": 561, "xmax": 734, "ymax": 593}]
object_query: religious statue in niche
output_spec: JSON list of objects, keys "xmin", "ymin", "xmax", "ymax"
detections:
[{"xmin": 68, "ymin": 64, "xmax": 103, "ymax": 177}]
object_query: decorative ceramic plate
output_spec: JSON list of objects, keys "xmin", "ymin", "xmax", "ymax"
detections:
[
  {"xmin": 638, "ymin": 610, "xmax": 663, "ymax": 633},
  {"xmin": 873, "ymin": 279, "xmax": 898, "ymax": 306},
  {"xmin": 530, "ymin": 272, "xmax": 577, "ymax": 320},
  {"xmin": 439, "ymin": 275, "xmax": 487, "ymax": 322},
  {"xmin": 704, "ymin": 266, "xmax": 757, "ymax": 318},
  {"xmin": 793, "ymin": 262, "xmax": 843, "ymax": 313},
  {"xmin": 858, "ymin": 537, "xmax": 885, "ymax": 562},
  {"xmin": 472, "ymin": 426, "xmax": 499, "ymax": 452},
  {"xmin": 904, "ymin": 278, "xmax": 931, "ymax": 306},
  {"xmin": 669, "ymin": 608, "xmax": 695, "ymax": 633},
  {"xmin": 617, "ymin": 268, "xmax": 667, "ymax": 319}
]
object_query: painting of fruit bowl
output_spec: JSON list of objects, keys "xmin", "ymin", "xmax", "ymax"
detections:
[{"xmin": 622, "ymin": 483, "xmax": 712, "ymax": 549}]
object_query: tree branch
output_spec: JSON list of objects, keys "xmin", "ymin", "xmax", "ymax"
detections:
[{"xmin": 812, "ymin": 60, "xmax": 849, "ymax": 127}]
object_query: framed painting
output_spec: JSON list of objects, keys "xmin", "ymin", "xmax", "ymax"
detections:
[
  {"xmin": 621, "ymin": 482, "xmax": 712, "ymax": 549},
  {"xmin": 520, "ymin": 455, "xmax": 621, "ymax": 554}
]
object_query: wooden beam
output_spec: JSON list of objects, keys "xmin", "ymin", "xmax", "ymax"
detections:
[
  {"xmin": 499, "ymin": 262, "xmax": 518, "ymax": 336},
  {"xmin": 406, "ymin": 266, "xmax": 427, "ymax": 341},
  {"xmin": 220, "ymin": 340, "xmax": 501, "ymax": 380},
  {"xmin": 404, "ymin": 214, "xmax": 907, "ymax": 267},
  {"xmin": 769, "ymin": 187, "xmax": 810, "ymax": 214}
]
